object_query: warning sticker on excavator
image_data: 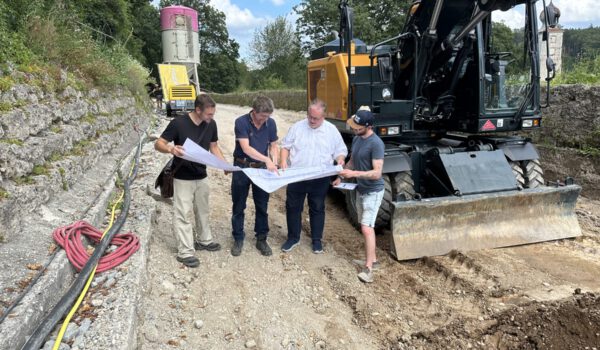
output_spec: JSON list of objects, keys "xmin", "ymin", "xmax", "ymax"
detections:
[{"xmin": 481, "ymin": 120, "xmax": 496, "ymax": 131}]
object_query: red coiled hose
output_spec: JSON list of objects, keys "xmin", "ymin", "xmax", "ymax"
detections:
[{"xmin": 52, "ymin": 220, "xmax": 140, "ymax": 273}]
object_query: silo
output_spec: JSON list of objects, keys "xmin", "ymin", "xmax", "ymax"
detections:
[{"xmin": 160, "ymin": 5, "xmax": 200, "ymax": 94}]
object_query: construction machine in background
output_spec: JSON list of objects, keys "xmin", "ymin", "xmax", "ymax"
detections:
[
  {"xmin": 308, "ymin": 0, "xmax": 581, "ymax": 260},
  {"xmin": 157, "ymin": 63, "xmax": 196, "ymax": 117}
]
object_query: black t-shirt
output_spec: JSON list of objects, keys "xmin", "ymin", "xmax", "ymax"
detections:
[{"xmin": 160, "ymin": 115, "xmax": 219, "ymax": 180}]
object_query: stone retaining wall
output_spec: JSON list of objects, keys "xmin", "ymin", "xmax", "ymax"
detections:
[{"xmin": 0, "ymin": 82, "xmax": 152, "ymax": 241}]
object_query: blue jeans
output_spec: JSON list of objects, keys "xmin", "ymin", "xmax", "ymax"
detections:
[
  {"xmin": 231, "ymin": 167, "xmax": 270, "ymax": 241},
  {"xmin": 285, "ymin": 177, "xmax": 331, "ymax": 242}
]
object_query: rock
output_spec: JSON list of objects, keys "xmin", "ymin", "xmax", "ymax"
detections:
[
  {"xmin": 245, "ymin": 340, "xmax": 257, "ymax": 348},
  {"xmin": 91, "ymin": 299, "xmax": 103, "ymax": 307},
  {"xmin": 315, "ymin": 340, "xmax": 326, "ymax": 349},
  {"xmin": 78, "ymin": 318, "xmax": 92, "ymax": 336},
  {"xmin": 63, "ymin": 322, "xmax": 79, "ymax": 342},
  {"xmin": 194, "ymin": 320, "xmax": 204, "ymax": 329},
  {"xmin": 162, "ymin": 280, "xmax": 175, "ymax": 292},
  {"xmin": 282, "ymin": 336, "xmax": 290, "ymax": 347}
]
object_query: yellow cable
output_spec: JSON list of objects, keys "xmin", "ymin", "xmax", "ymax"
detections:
[{"xmin": 52, "ymin": 189, "xmax": 124, "ymax": 350}]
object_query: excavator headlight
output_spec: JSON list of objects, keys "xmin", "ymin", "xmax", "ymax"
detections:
[
  {"xmin": 382, "ymin": 88, "xmax": 392, "ymax": 102},
  {"xmin": 522, "ymin": 120, "xmax": 533, "ymax": 128},
  {"xmin": 388, "ymin": 126, "xmax": 400, "ymax": 135}
]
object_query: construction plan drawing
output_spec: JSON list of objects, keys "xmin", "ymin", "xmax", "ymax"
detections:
[{"xmin": 180, "ymin": 138, "xmax": 342, "ymax": 193}]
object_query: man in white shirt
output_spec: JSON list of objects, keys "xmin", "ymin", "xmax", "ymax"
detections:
[{"xmin": 279, "ymin": 99, "xmax": 348, "ymax": 253}]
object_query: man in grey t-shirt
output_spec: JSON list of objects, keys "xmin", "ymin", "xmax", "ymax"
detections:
[{"xmin": 334, "ymin": 107, "xmax": 385, "ymax": 283}]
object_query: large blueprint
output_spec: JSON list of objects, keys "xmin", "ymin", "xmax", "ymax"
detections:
[{"xmin": 180, "ymin": 138, "xmax": 341, "ymax": 193}]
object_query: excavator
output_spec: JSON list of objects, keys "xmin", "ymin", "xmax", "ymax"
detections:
[{"xmin": 308, "ymin": 0, "xmax": 581, "ymax": 260}]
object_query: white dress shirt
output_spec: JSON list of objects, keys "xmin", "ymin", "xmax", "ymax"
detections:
[{"xmin": 281, "ymin": 119, "xmax": 347, "ymax": 168}]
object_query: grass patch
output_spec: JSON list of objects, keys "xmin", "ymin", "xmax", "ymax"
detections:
[
  {"xmin": 50, "ymin": 125, "xmax": 62, "ymax": 133},
  {"xmin": 80, "ymin": 113, "xmax": 96, "ymax": 124},
  {"xmin": 58, "ymin": 167, "xmax": 68, "ymax": 191},
  {"xmin": 0, "ymin": 138, "xmax": 24, "ymax": 146},
  {"xmin": 31, "ymin": 163, "xmax": 51, "ymax": 176},
  {"xmin": 0, "ymin": 187, "xmax": 8, "ymax": 200},
  {"xmin": 71, "ymin": 139, "xmax": 92, "ymax": 156},
  {"xmin": 0, "ymin": 76, "xmax": 13, "ymax": 92},
  {"xmin": 14, "ymin": 175, "xmax": 35, "ymax": 185},
  {"xmin": 579, "ymin": 146, "xmax": 600, "ymax": 158},
  {"xmin": 0, "ymin": 101, "xmax": 12, "ymax": 112},
  {"xmin": 48, "ymin": 151, "xmax": 64, "ymax": 162}
]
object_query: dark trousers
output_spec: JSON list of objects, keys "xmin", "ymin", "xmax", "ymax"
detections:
[
  {"xmin": 231, "ymin": 167, "xmax": 270, "ymax": 241},
  {"xmin": 285, "ymin": 177, "xmax": 331, "ymax": 242}
]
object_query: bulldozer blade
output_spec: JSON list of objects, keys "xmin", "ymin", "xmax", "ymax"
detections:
[{"xmin": 390, "ymin": 185, "xmax": 581, "ymax": 260}]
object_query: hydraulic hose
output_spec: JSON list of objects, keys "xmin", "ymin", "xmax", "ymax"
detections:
[{"xmin": 22, "ymin": 135, "xmax": 144, "ymax": 350}]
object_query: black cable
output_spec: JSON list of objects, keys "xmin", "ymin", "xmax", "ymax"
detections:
[{"xmin": 21, "ymin": 135, "xmax": 144, "ymax": 350}]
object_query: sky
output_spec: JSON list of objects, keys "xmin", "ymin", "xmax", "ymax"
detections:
[{"xmin": 156, "ymin": 0, "xmax": 599, "ymax": 62}]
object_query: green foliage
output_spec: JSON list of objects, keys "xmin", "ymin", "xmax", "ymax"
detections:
[
  {"xmin": 554, "ymin": 55, "xmax": 600, "ymax": 85},
  {"xmin": 0, "ymin": 187, "xmax": 8, "ymax": 200},
  {"xmin": 0, "ymin": 101, "xmax": 11, "ymax": 112},
  {"xmin": 48, "ymin": 151, "xmax": 64, "ymax": 162},
  {"xmin": 0, "ymin": 138, "xmax": 24, "ymax": 146},
  {"xmin": 213, "ymin": 90, "xmax": 307, "ymax": 112},
  {"xmin": 81, "ymin": 113, "xmax": 97, "ymax": 124},
  {"xmin": 249, "ymin": 16, "xmax": 306, "ymax": 90},
  {"xmin": 579, "ymin": 146, "xmax": 600, "ymax": 158},
  {"xmin": 563, "ymin": 27, "xmax": 600, "ymax": 71},
  {"xmin": 294, "ymin": 0, "xmax": 411, "ymax": 54},
  {"xmin": 0, "ymin": 76, "xmax": 13, "ymax": 92},
  {"xmin": 71, "ymin": 139, "xmax": 92, "ymax": 156},
  {"xmin": 58, "ymin": 167, "xmax": 68, "ymax": 191},
  {"xmin": 32, "ymin": 163, "xmax": 51, "ymax": 176},
  {"xmin": 14, "ymin": 175, "xmax": 35, "ymax": 185}
]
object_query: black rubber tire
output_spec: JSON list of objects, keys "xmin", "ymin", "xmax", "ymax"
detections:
[
  {"xmin": 523, "ymin": 159, "xmax": 545, "ymax": 188},
  {"xmin": 345, "ymin": 172, "xmax": 415, "ymax": 229},
  {"xmin": 509, "ymin": 161, "xmax": 526, "ymax": 188}
]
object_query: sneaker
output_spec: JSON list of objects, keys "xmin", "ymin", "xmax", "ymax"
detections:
[
  {"xmin": 176, "ymin": 256, "xmax": 200, "ymax": 268},
  {"xmin": 231, "ymin": 240, "xmax": 243, "ymax": 256},
  {"xmin": 357, "ymin": 267, "xmax": 374, "ymax": 283},
  {"xmin": 352, "ymin": 259, "xmax": 381, "ymax": 270},
  {"xmin": 312, "ymin": 240, "xmax": 324, "ymax": 254},
  {"xmin": 256, "ymin": 239, "xmax": 272, "ymax": 256},
  {"xmin": 194, "ymin": 242, "xmax": 221, "ymax": 251},
  {"xmin": 281, "ymin": 239, "xmax": 299, "ymax": 253}
]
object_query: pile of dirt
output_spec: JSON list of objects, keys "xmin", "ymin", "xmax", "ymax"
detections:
[{"xmin": 409, "ymin": 292, "xmax": 600, "ymax": 349}]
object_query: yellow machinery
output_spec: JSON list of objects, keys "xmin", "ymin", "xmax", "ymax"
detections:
[{"xmin": 157, "ymin": 63, "xmax": 196, "ymax": 117}]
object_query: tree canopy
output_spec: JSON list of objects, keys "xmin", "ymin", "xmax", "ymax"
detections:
[
  {"xmin": 248, "ymin": 16, "xmax": 305, "ymax": 89},
  {"xmin": 294, "ymin": 0, "xmax": 411, "ymax": 54}
]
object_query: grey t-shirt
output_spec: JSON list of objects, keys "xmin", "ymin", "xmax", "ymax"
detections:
[{"xmin": 351, "ymin": 133, "xmax": 385, "ymax": 194}]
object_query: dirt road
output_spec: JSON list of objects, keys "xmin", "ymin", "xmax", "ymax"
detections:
[{"xmin": 137, "ymin": 104, "xmax": 600, "ymax": 350}]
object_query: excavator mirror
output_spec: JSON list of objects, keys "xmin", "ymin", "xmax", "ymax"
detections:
[{"xmin": 378, "ymin": 56, "xmax": 393, "ymax": 83}]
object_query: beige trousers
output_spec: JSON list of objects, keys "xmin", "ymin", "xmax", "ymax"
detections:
[{"xmin": 173, "ymin": 178, "xmax": 213, "ymax": 258}]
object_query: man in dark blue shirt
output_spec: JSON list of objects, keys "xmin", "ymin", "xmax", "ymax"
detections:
[{"xmin": 231, "ymin": 96, "xmax": 279, "ymax": 256}]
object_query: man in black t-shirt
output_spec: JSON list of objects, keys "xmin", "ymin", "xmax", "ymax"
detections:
[{"xmin": 154, "ymin": 94, "xmax": 227, "ymax": 268}]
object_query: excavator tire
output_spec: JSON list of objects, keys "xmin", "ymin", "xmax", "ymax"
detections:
[
  {"xmin": 509, "ymin": 161, "xmax": 525, "ymax": 188},
  {"xmin": 523, "ymin": 159, "xmax": 545, "ymax": 188}
]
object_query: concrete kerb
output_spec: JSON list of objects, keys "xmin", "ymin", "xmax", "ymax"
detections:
[{"xmin": 0, "ymin": 134, "xmax": 145, "ymax": 350}]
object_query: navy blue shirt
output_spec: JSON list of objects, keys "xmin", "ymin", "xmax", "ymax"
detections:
[
  {"xmin": 160, "ymin": 115, "xmax": 218, "ymax": 180},
  {"xmin": 233, "ymin": 112, "xmax": 278, "ymax": 162}
]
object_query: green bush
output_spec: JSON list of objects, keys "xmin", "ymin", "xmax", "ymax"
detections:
[
  {"xmin": 213, "ymin": 90, "xmax": 307, "ymax": 112},
  {"xmin": 554, "ymin": 55, "xmax": 600, "ymax": 85}
]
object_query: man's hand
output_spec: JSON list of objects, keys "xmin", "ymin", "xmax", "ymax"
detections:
[
  {"xmin": 332, "ymin": 176, "xmax": 342, "ymax": 186},
  {"xmin": 339, "ymin": 169, "xmax": 356, "ymax": 178},
  {"xmin": 279, "ymin": 160, "xmax": 288, "ymax": 171},
  {"xmin": 266, "ymin": 159, "xmax": 279, "ymax": 175},
  {"xmin": 170, "ymin": 145, "xmax": 185, "ymax": 157}
]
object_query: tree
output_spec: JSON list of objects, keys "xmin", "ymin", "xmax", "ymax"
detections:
[
  {"xmin": 294, "ymin": 0, "xmax": 411, "ymax": 54},
  {"xmin": 126, "ymin": 0, "xmax": 162, "ymax": 78},
  {"xmin": 160, "ymin": 0, "xmax": 240, "ymax": 92},
  {"xmin": 249, "ymin": 16, "xmax": 306, "ymax": 89}
]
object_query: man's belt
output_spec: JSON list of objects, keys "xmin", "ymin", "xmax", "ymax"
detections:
[{"xmin": 235, "ymin": 157, "xmax": 266, "ymax": 169}]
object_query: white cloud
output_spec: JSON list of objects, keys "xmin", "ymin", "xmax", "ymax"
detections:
[
  {"xmin": 271, "ymin": 0, "xmax": 286, "ymax": 5},
  {"xmin": 491, "ymin": 1, "xmax": 600, "ymax": 29}
]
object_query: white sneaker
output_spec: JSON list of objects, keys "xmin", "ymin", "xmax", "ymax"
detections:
[{"xmin": 358, "ymin": 267, "xmax": 374, "ymax": 283}]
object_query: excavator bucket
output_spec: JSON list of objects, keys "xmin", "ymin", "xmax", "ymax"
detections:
[{"xmin": 390, "ymin": 185, "xmax": 582, "ymax": 260}]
